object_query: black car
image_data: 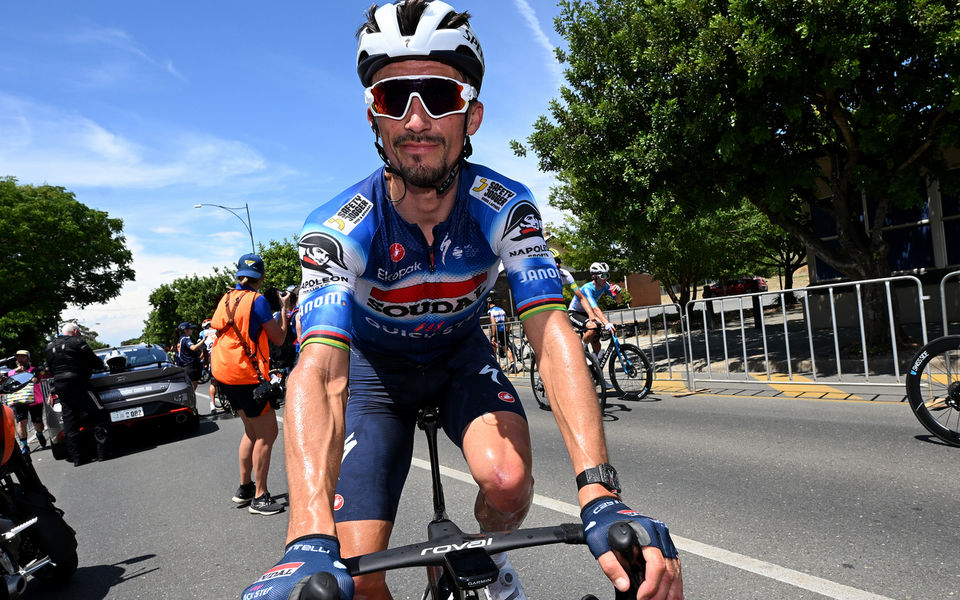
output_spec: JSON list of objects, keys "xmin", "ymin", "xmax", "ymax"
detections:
[{"xmin": 45, "ymin": 344, "xmax": 198, "ymax": 459}]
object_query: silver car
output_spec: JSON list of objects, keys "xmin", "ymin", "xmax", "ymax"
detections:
[{"xmin": 45, "ymin": 344, "xmax": 198, "ymax": 460}]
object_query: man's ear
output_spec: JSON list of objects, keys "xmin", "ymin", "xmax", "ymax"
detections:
[
  {"xmin": 466, "ymin": 101, "xmax": 483, "ymax": 136},
  {"xmin": 367, "ymin": 109, "xmax": 379, "ymax": 135}
]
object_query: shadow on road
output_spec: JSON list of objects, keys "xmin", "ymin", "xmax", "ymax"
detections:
[{"xmin": 27, "ymin": 554, "xmax": 158, "ymax": 599}]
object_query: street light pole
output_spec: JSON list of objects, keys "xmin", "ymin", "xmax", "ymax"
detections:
[{"xmin": 194, "ymin": 203, "xmax": 256, "ymax": 253}]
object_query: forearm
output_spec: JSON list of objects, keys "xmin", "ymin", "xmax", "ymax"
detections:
[
  {"xmin": 284, "ymin": 346, "xmax": 349, "ymax": 543},
  {"xmin": 525, "ymin": 313, "xmax": 614, "ymax": 506}
]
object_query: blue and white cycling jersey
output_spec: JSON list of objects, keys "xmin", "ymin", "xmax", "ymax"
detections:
[
  {"xmin": 487, "ymin": 305, "xmax": 507, "ymax": 332},
  {"xmin": 296, "ymin": 162, "xmax": 565, "ymax": 363},
  {"xmin": 568, "ymin": 280, "xmax": 613, "ymax": 313}
]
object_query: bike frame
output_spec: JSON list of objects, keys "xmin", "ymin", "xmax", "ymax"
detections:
[{"xmin": 595, "ymin": 332, "xmax": 633, "ymax": 374}]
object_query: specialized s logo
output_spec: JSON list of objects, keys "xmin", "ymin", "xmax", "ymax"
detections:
[
  {"xmin": 300, "ymin": 232, "xmax": 347, "ymax": 276},
  {"xmin": 501, "ymin": 200, "xmax": 543, "ymax": 242}
]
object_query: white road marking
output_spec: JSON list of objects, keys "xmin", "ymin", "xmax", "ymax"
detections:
[{"xmin": 410, "ymin": 458, "xmax": 894, "ymax": 600}]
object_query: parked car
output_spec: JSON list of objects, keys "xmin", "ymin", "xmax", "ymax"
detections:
[
  {"xmin": 702, "ymin": 276, "xmax": 768, "ymax": 298},
  {"xmin": 45, "ymin": 344, "xmax": 198, "ymax": 460}
]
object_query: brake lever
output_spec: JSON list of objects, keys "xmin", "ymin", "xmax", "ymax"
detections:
[{"xmin": 607, "ymin": 522, "xmax": 644, "ymax": 600}]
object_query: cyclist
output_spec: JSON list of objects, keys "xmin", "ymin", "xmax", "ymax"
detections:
[
  {"xmin": 552, "ymin": 248, "xmax": 594, "ymax": 316},
  {"xmin": 568, "ymin": 262, "xmax": 623, "ymax": 357},
  {"xmin": 245, "ymin": 3, "xmax": 682, "ymax": 600},
  {"xmin": 486, "ymin": 295, "xmax": 517, "ymax": 373}
]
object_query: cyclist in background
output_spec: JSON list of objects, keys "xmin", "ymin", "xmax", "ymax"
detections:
[
  {"xmin": 486, "ymin": 295, "xmax": 517, "ymax": 373},
  {"xmin": 568, "ymin": 262, "xmax": 623, "ymax": 356},
  {"xmin": 245, "ymin": 2, "xmax": 682, "ymax": 599},
  {"xmin": 552, "ymin": 248, "xmax": 594, "ymax": 317}
]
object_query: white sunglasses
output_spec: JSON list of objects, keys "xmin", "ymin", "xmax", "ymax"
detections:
[{"xmin": 365, "ymin": 75, "xmax": 478, "ymax": 120}]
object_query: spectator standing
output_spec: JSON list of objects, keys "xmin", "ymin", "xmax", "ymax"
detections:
[
  {"xmin": 5, "ymin": 350, "xmax": 48, "ymax": 454},
  {"xmin": 486, "ymin": 296, "xmax": 517, "ymax": 373},
  {"xmin": 210, "ymin": 253, "xmax": 292, "ymax": 516},
  {"xmin": 44, "ymin": 323, "xmax": 108, "ymax": 465},
  {"xmin": 198, "ymin": 320, "xmax": 218, "ymax": 410},
  {"xmin": 175, "ymin": 323, "xmax": 203, "ymax": 390}
]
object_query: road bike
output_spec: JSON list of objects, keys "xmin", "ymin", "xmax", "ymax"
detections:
[
  {"xmin": 905, "ymin": 335, "xmax": 960, "ymax": 446},
  {"xmin": 529, "ymin": 347, "xmax": 607, "ymax": 412},
  {"xmin": 593, "ymin": 329, "xmax": 653, "ymax": 401},
  {"xmin": 292, "ymin": 401, "xmax": 645, "ymax": 599}
]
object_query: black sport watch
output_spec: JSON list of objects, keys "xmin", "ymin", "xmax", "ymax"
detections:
[{"xmin": 575, "ymin": 463, "xmax": 621, "ymax": 493}]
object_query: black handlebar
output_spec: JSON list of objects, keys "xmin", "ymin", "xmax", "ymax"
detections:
[
  {"xmin": 292, "ymin": 572, "xmax": 339, "ymax": 600},
  {"xmin": 292, "ymin": 520, "xmax": 645, "ymax": 600},
  {"xmin": 608, "ymin": 521, "xmax": 645, "ymax": 599}
]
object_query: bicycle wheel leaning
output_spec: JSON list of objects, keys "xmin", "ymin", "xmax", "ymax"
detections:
[
  {"xmin": 529, "ymin": 352, "xmax": 550, "ymax": 411},
  {"xmin": 905, "ymin": 335, "xmax": 960, "ymax": 446},
  {"xmin": 608, "ymin": 343, "xmax": 653, "ymax": 400},
  {"xmin": 528, "ymin": 351, "xmax": 607, "ymax": 412}
]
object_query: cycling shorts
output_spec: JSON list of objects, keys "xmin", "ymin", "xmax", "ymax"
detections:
[
  {"xmin": 13, "ymin": 403, "xmax": 43, "ymax": 424},
  {"xmin": 568, "ymin": 310, "xmax": 592, "ymax": 331},
  {"xmin": 492, "ymin": 329, "xmax": 510, "ymax": 358},
  {"xmin": 334, "ymin": 327, "xmax": 526, "ymax": 524}
]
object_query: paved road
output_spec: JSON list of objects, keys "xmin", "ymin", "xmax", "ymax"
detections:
[{"xmin": 25, "ymin": 378, "xmax": 959, "ymax": 599}]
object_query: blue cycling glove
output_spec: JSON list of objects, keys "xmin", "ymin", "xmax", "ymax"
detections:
[
  {"xmin": 580, "ymin": 498, "xmax": 679, "ymax": 560},
  {"xmin": 242, "ymin": 536, "xmax": 354, "ymax": 600}
]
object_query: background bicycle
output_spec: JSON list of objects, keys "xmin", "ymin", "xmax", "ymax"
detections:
[{"xmin": 905, "ymin": 334, "xmax": 960, "ymax": 446}]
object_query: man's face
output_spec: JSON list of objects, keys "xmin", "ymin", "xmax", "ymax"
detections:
[
  {"xmin": 368, "ymin": 60, "xmax": 483, "ymax": 189},
  {"xmin": 15, "ymin": 355, "xmax": 29, "ymax": 367}
]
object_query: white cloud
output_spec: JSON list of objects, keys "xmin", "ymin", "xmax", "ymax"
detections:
[
  {"xmin": 69, "ymin": 25, "xmax": 186, "ymax": 83},
  {"xmin": 61, "ymin": 235, "xmax": 238, "ymax": 346},
  {"xmin": 0, "ymin": 94, "xmax": 271, "ymax": 188},
  {"xmin": 512, "ymin": 0, "xmax": 564, "ymax": 87}
]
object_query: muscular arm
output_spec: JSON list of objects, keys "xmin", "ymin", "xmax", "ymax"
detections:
[
  {"xmin": 284, "ymin": 342, "xmax": 350, "ymax": 543},
  {"xmin": 522, "ymin": 310, "xmax": 617, "ymax": 507}
]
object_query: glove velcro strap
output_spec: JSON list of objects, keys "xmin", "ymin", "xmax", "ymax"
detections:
[{"xmin": 285, "ymin": 534, "xmax": 339, "ymax": 552}]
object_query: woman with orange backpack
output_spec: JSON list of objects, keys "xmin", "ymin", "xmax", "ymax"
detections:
[{"xmin": 210, "ymin": 253, "xmax": 293, "ymax": 516}]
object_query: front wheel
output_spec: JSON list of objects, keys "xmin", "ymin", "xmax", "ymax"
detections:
[
  {"xmin": 24, "ymin": 504, "xmax": 78, "ymax": 583},
  {"xmin": 905, "ymin": 335, "xmax": 960, "ymax": 446},
  {"xmin": 608, "ymin": 343, "xmax": 653, "ymax": 400},
  {"xmin": 529, "ymin": 353, "xmax": 550, "ymax": 411}
]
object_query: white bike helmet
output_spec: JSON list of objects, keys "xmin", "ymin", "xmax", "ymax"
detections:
[
  {"xmin": 357, "ymin": 1, "xmax": 485, "ymax": 89},
  {"xmin": 589, "ymin": 262, "xmax": 609, "ymax": 276}
]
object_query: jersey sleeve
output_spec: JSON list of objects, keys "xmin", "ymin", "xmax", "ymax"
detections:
[
  {"xmin": 471, "ymin": 170, "xmax": 564, "ymax": 321},
  {"xmin": 296, "ymin": 193, "xmax": 372, "ymax": 352}
]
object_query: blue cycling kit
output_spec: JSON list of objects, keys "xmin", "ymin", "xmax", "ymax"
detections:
[
  {"xmin": 580, "ymin": 497, "xmax": 679, "ymax": 560},
  {"xmin": 568, "ymin": 280, "xmax": 613, "ymax": 313},
  {"xmin": 295, "ymin": 161, "xmax": 561, "ymax": 524},
  {"xmin": 295, "ymin": 162, "xmax": 565, "ymax": 363},
  {"xmin": 487, "ymin": 305, "xmax": 507, "ymax": 332}
]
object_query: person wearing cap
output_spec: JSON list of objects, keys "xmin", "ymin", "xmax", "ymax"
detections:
[
  {"xmin": 245, "ymin": 3, "xmax": 682, "ymax": 600},
  {"xmin": 44, "ymin": 322, "xmax": 108, "ymax": 465},
  {"xmin": 210, "ymin": 253, "xmax": 292, "ymax": 517},
  {"xmin": 5, "ymin": 350, "xmax": 49, "ymax": 454},
  {"xmin": 175, "ymin": 322, "xmax": 204, "ymax": 390}
]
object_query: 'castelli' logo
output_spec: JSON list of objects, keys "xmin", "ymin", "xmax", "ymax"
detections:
[
  {"xmin": 390, "ymin": 243, "xmax": 405, "ymax": 262},
  {"xmin": 333, "ymin": 494, "xmax": 344, "ymax": 511},
  {"xmin": 498, "ymin": 392, "xmax": 515, "ymax": 403}
]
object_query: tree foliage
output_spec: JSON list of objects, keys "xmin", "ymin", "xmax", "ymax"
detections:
[
  {"xmin": 0, "ymin": 177, "xmax": 134, "ymax": 355},
  {"xmin": 521, "ymin": 0, "xmax": 959, "ymax": 340},
  {"xmin": 138, "ymin": 236, "xmax": 299, "ymax": 346}
]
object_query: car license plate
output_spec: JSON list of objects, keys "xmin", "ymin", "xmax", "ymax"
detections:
[{"xmin": 110, "ymin": 406, "xmax": 145, "ymax": 422}]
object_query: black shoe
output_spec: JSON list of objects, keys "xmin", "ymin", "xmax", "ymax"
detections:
[
  {"xmin": 232, "ymin": 482, "xmax": 256, "ymax": 505},
  {"xmin": 36, "ymin": 431, "xmax": 47, "ymax": 448},
  {"xmin": 248, "ymin": 492, "xmax": 283, "ymax": 515}
]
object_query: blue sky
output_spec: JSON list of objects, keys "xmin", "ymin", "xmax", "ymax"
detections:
[{"xmin": 1, "ymin": 1, "xmax": 570, "ymax": 345}]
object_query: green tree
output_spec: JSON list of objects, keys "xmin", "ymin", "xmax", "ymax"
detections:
[
  {"xmin": 258, "ymin": 236, "xmax": 300, "ymax": 290},
  {"xmin": 140, "ymin": 272, "xmax": 233, "ymax": 346},
  {"xmin": 520, "ymin": 0, "xmax": 960, "ymax": 344},
  {"xmin": 0, "ymin": 177, "xmax": 134, "ymax": 354}
]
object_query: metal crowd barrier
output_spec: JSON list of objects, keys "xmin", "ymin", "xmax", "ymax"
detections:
[
  {"xmin": 684, "ymin": 275, "xmax": 928, "ymax": 389},
  {"xmin": 940, "ymin": 269, "xmax": 960, "ymax": 336}
]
